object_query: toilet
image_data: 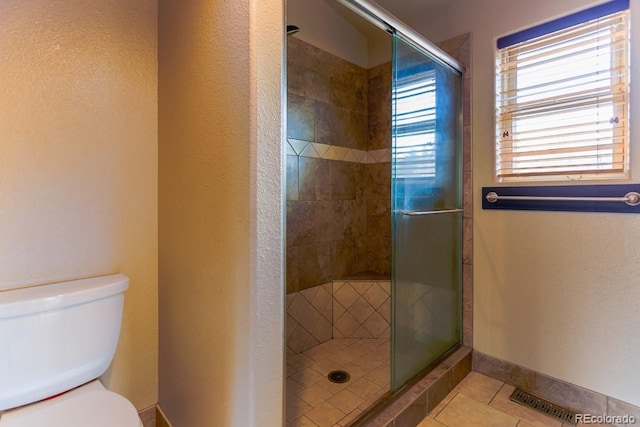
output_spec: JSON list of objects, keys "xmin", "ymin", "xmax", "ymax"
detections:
[{"xmin": 0, "ymin": 274, "xmax": 142, "ymax": 426}]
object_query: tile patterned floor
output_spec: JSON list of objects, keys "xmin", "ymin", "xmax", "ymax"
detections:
[
  {"xmin": 288, "ymin": 346, "xmax": 608, "ymax": 427},
  {"xmin": 286, "ymin": 338, "xmax": 390, "ymax": 427},
  {"xmin": 419, "ymin": 372, "xmax": 608, "ymax": 427}
]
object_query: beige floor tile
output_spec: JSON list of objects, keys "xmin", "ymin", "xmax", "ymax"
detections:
[
  {"xmin": 358, "ymin": 393, "xmax": 386, "ymax": 412},
  {"xmin": 351, "ymin": 354, "xmax": 383, "ymax": 371},
  {"xmin": 297, "ymin": 384, "xmax": 333, "ymax": 407},
  {"xmin": 289, "ymin": 353, "xmax": 316, "ymax": 372},
  {"xmin": 436, "ymin": 394, "xmax": 519, "ymax": 427},
  {"xmin": 489, "ymin": 384, "xmax": 562, "ymax": 427},
  {"xmin": 368, "ymin": 367, "xmax": 390, "ymax": 387},
  {"xmin": 429, "ymin": 390, "xmax": 458, "ymax": 418},
  {"xmin": 304, "ymin": 345, "xmax": 333, "ymax": 362},
  {"xmin": 347, "ymin": 377, "xmax": 384, "ymax": 401},
  {"xmin": 328, "ymin": 350, "xmax": 359, "ymax": 365},
  {"xmin": 308, "ymin": 358, "xmax": 340, "ymax": 377},
  {"xmin": 344, "ymin": 342, "xmax": 369, "ymax": 354},
  {"xmin": 287, "ymin": 377, "xmax": 305, "ymax": 396},
  {"xmin": 305, "ymin": 401, "xmax": 346, "ymax": 427},
  {"xmin": 342, "ymin": 361, "xmax": 369, "ymax": 381},
  {"xmin": 455, "ymin": 371, "xmax": 503, "ymax": 404},
  {"xmin": 287, "ymin": 395, "xmax": 313, "ymax": 422},
  {"xmin": 569, "ymin": 423, "xmax": 611, "ymax": 426},
  {"xmin": 309, "ymin": 341, "xmax": 331, "ymax": 351},
  {"xmin": 288, "ymin": 415, "xmax": 319, "ymax": 427},
  {"xmin": 371, "ymin": 348, "xmax": 389, "ymax": 362},
  {"xmin": 417, "ymin": 416, "xmax": 447, "ymax": 427},
  {"xmin": 318, "ymin": 378, "xmax": 351, "ymax": 396},
  {"xmin": 291, "ymin": 368, "xmax": 325, "ymax": 387},
  {"xmin": 327, "ymin": 389, "xmax": 365, "ymax": 414},
  {"xmin": 338, "ymin": 408, "xmax": 364, "ymax": 426},
  {"xmin": 287, "ymin": 339, "xmax": 390, "ymax": 427},
  {"xmin": 349, "ymin": 339, "xmax": 380, "ymax": 352}
]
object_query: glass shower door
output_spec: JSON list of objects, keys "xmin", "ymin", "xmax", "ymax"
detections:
[{"xmin": 391, "ymin": 34, "xmax": 463, "ymax": 391}]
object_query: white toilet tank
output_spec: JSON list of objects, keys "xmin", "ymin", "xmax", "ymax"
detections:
[{"xmin": 0, "ymin": 274, "xmax": 129, "ymax": 411}]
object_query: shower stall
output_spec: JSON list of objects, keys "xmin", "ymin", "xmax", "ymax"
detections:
[{"xmin": 285, "ymin": 0, "xmax": 467, "ymax": 424}]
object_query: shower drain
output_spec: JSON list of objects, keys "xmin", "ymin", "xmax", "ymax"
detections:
[
  {"xmin": 509, "ymin": 388, "xmax": 577, "ymax": 423},
  {"xmin": 328, "ymin": 370, "xmax": 350, "ymax": 384}
]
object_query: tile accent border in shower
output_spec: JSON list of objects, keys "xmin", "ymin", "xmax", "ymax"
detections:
[
  {"xmin": 287, "ymin": 138, "xmax": 391, "ymax": 164},
  {"xmin": 286, "ymin": 280, "xmax": 391, "ymax": 355}
]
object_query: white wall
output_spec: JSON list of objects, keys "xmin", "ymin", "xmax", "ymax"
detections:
[
  {"xmin": 158, "ymin": 0, "xmax": 284, "ymax": 425},
  {"xmin": 288, "ymin": 0, "xmax": 371, "ymax": 67},
  {"xmin": 0, "ymin": 0, "xmax": 158, "ymax": 410},
  {"xmin": 405, "ymin": 0, "xmax": 640, "ymax": 406}
]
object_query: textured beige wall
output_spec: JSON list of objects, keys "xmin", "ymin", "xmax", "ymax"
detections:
[
  {"xmin": 158, "ymin": 0, "xmax": 283, "ymax": 425},
  {"xmin": 0, "ymin": 0, "xmax": 158, "ymax": 410},
  {"xmin": 407, "ymin": 0, "xmax": 640, "ymax": 407},
  {"xmin": 288, "ymin": 0, "xmax": 370, "ymax": 68}
]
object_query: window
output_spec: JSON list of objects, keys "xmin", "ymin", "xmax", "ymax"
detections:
[
  {"xmin": 395, "ymin": 70, "xmax": 437, "ymax": 179},
  {"xmin": 495, "ymin": 0, "xmax": 630, "ymax": 181}
]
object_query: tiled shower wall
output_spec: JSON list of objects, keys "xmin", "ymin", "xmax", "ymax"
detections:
[
  {"xmin": 438, "ymin": 34, "xmax": 473, "ymax": 348},
  {"xmin": 286, "ymin": 37, "xmax": 392, "ymax": 295},
  {"xmin": 286, "ymin": 33, "xmax": 474, "ymax": 351},
  {"xmin": 286, "ymin": 280, "xmax": 391, "ymax": 355}
]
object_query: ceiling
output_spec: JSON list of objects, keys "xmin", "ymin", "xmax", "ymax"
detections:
[
  {"xmin": 288, "ymin": 0, "xmax": 453, "ymax": 68},
  {"xmin": 325, "ymin": 0, "xmax": 452, "ymax": 41},
  {"xmin": 376, "ymin": 0, "xmax": 452, "ymax": 23}
]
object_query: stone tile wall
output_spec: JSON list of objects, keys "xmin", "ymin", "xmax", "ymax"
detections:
[
  {"xmin": 333, "ymin": 280, "xmax": 390, "ymax": 339},
  {"xmin": 367, "ymin": 62, "xmax": 392, "ymax": 151},
  {"xmin": 437, "ymin": 34, "xmax": 473, "ymax": 348},
  {"xmin": 286, "ymin": 38, "xmax": 391, "ymax": 295},
  {"xmin": 286, "ymin": 32, "xmax": 474, "ymax": 356},
  {"xmin": 286, "ymin": 280, "xmax": 391, "ymax": 355},
  {"xmin": 286, "ymin": 283, "xmax": 333, "ymax": 354}
]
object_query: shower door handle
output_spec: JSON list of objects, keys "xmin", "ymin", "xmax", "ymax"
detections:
[{"xmin": 400, "ymin": 208, "xmax": 464, "ymax": 216}]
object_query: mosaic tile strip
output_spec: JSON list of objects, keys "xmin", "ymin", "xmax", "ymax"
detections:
[{"xmin": 287, "ymin": 139, "xmax": 391, "ymax": 164}]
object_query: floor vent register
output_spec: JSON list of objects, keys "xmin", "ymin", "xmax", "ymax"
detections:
[{"xmin": 509, "ymin": 388, "xmax": 577, "ymax": 424}]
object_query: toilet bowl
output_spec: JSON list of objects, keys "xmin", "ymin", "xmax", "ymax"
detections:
[
  {"xmin": 0, "ymin": 381, "xmax": 141, "ymax": 427},
  {"xmin": 0, "ymin": 274, "xmax": 141, "ymax": 426}
]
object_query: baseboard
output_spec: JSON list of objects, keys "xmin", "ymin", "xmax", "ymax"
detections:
[
  {"xmin": 156, "ymin": 405, "xmax": 173, "ymax": 427},
  {"xmin": 472, "ymin": 351, "xmax": 640, "ymax": 422},
  {"xmin": 138, "ymin": 405, "xmax": 156, "ymax": 427},
  {"xmin": 137, "ymin": 404, "xmax": 172, "ymax": 427}
]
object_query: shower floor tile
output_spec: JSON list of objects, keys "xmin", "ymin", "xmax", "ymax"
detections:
[{"xmin": 286, "ymin": 338, "xmax": 389, "ymax": 427}]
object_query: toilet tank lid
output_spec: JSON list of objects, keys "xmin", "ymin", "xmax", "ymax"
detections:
[{"xmin": 0, "ymin": 274, "xmax": 129, "ymax": 320}]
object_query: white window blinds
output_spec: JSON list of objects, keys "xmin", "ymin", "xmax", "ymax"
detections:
[
  {"xmin": 395, "ymin": 70, "xmax": 437, "ymax": 179},
  {"xmin": 495, "ymin": 3, "xmax": 630, "ymax": 181}
]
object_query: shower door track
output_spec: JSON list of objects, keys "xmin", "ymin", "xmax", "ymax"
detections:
[{"xmin": 332, "ymin": 0, "xmax": 464, "ymax": 74}]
